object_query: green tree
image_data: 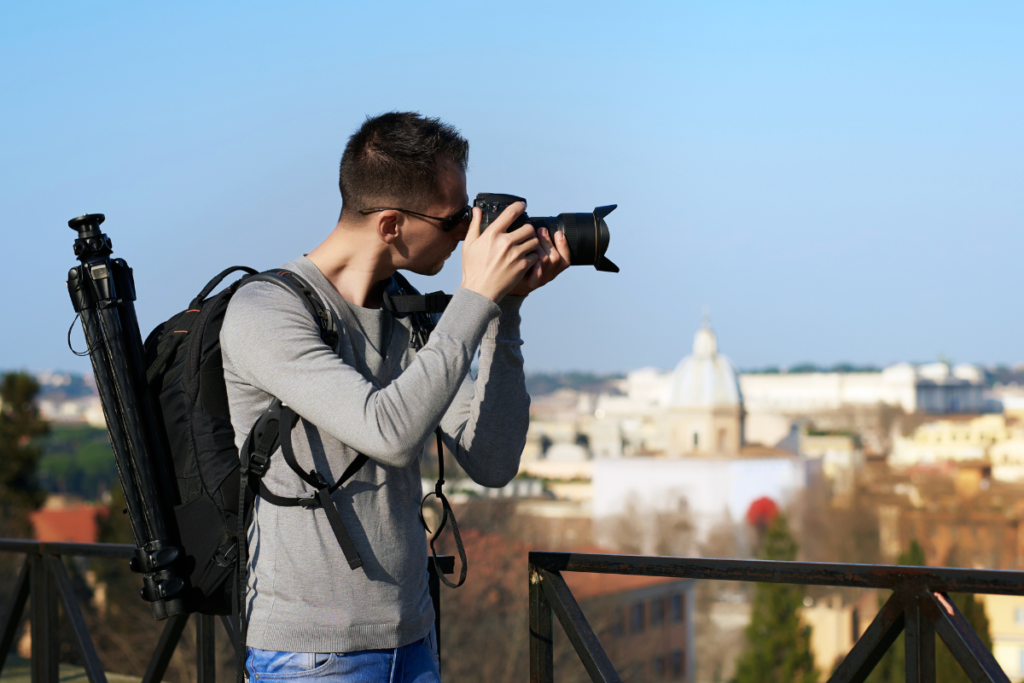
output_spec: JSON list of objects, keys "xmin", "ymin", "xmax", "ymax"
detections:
[
  {"xmin": 735, "ymin": 515, "xmax": 819, "ymax": 683},
  {"xmin": 866, "ymin": 540, "xmax": 992, "ymax": 683},
  {"xmin": 0, "ymin": 371, "xmax": 48, "ymax": 536}
]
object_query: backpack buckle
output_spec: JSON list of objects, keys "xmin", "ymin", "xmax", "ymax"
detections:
[
  {"xmin": 298, "ymin": 496, "xmax": 321, "ymax": 509},
  {"xmin": 248, "ymin": 451, "xmax": 271, "ymax": 477}
]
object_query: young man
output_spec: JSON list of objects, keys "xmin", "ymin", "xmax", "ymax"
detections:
[{"xmin": 221, "ymin": 112, "xmax": 570, "ymax": 681}]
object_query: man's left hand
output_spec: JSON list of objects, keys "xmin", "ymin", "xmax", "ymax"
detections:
[{"xmin": 508, "ymin": 227, "xmax": 571, "ymax": 297}]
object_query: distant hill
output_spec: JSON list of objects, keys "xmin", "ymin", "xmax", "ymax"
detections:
[{"xmin": 525, "ymin": 372, "xmax": 624, "ymax": 397}]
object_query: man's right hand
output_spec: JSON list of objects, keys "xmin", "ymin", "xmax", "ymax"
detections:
[{"xmin": 460, "ymin": 202, "xmax": 541, "ymax": 302}]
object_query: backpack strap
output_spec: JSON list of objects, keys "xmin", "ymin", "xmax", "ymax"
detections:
[
  {"xmin": 242, "ymin": 270, "xmax": 339, "ymax": 348},
  {"xmin": 235, "ymin": 270, "xmax": 366, "ymax": 568},
  {"xmin": 145, "ymin": 266, "xmax": 258, "ymax": 386}
]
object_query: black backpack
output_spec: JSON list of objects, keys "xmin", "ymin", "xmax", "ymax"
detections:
[{"xmin": 143, "ymin": 266, "xmax": 464, "ymax": 619}]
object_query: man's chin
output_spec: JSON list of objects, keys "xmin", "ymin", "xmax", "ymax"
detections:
[{"xmin": 408, "ymin": 260, "xmax": 447, "ymax": 277}]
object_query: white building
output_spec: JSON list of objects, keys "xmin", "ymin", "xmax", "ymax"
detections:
[
  {"xmin": 740, "ymin": 362, "xmax": 986, "ymax": 416},
  {"xmin": 592, "ymin": 455, "xmax": 807, "ymax": 552},
  {"xmin": 588, "ymin": 322, "xmax": 745, "ymax": 458}
]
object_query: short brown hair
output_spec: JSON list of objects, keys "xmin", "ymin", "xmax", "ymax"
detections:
[{"xmin": 339, "ymin": 112, "xmax": 469, "ymax": 216}]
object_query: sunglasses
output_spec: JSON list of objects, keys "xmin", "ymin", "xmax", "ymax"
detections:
[{"xmin": 358, "ymin": 205, "xmax": 473, "ymax": 232}]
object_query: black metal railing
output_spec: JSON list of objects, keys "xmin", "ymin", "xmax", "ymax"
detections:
[
  {"xmin": 528, "ymin": 551, "xmax": 1024, "ymax": 683},
  {"xmin": 0, "ymin": 539, "xmax": 453, "ymax": 683}
]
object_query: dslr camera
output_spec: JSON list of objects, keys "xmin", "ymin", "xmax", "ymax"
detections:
[{"xmin": 473, "ymin": 193, "xmax": 619, "ymax": 273}]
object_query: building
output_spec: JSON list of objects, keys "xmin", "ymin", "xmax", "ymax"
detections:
[
  {"xmin": 890, "ymin": 414, "xmax": 1024, "ymax": 482},
  {"xmin": 29, "ymin": 495, "xmax": 106, "ymax": 543},
  {"xmin": 979, "ymin": 594, "xmax": 1024, "ymax": 681},
  {"xmin": 800, "ymin": 591, "xmax": 880, "ymax": 675},
  {"xmin": 740, "ymin": 362, "xmax": 986, "ymax": 416},
  {"xmin": 584, "ymin": 321, "xmax": 745, "ymax": 459},
  {"xmin": 563, "ymin": 562, "xmax": 696, "ymax": 682},
  {"xmin": 592, "ymin": 456, "xmax": 805, "ymax": 553}
]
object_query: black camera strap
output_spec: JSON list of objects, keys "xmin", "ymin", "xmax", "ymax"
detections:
[{"xmin": 382, "ymin": 273, "xmax": 467, "ymax": 589}]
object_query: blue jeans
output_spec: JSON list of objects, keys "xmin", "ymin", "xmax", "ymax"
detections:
[{"xmin": 245, "ymin": 632, "xmax": 440, "ymax": 682}]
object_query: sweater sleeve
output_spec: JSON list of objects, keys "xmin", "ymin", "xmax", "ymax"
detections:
[
  {"xmin": 221, "ymin": 282, "xmax": 500, "ymax": 468},
  {"xmin": 438, "ymin": 295, "xmax": 529, "ymax": 488}
]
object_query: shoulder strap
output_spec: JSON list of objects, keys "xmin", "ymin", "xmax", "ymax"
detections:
[
  {"xmin": 241, "ymin": 270, "xmax": 339, "ymax": 348},
  {"xmin": 145, "ymin": 266, "xmax": 258, "ymax": 386}
]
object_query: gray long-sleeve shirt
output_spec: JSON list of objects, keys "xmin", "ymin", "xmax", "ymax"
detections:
[{"xmin": 220, "ymin": 256, "xmax": 528, "ymax": 653}]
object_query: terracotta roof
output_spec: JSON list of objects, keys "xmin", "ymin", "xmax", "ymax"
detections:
[
  {"xmin": 739, "ymin": 445, "xmax": 796, "ymax": 458},
  {"xmin": 29, "ymin": 505, "xmax": 105, "ymax": 543},
  {"xmin": 557, "ymin": 546, "xmax": 688, "ymax": 601}
]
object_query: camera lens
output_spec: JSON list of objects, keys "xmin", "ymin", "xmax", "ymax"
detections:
[{"xmin": 529, "ymin": 208, "xmax": 618, "ymax": 273}]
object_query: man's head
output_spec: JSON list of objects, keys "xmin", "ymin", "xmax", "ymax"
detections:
[{"xmin": 338, "ymin": 112, "xmax": 471, "ymax": 275}]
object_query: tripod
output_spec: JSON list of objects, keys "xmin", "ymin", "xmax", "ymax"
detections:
[{"xmin": 65, "ymin": 213, "xmax": 186, "ymax": 620}]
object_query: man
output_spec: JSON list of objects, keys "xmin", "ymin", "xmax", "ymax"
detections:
[{"xmin": 221, "ymin": 112, "xmax": 569, "ymax": 681}]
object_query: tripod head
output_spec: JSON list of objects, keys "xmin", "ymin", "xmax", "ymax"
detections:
[{"xmin": 69, "ymin": 213, "xmax": 112, "ymax": 261}]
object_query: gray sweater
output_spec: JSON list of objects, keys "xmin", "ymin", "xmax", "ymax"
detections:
[{"xmin": 220, "ymin": 256, "xmax": 528, "ymax": 653}]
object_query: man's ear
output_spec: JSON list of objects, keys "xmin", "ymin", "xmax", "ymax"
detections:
[{"xmin": 376, "ymin": 211, "xmax": 401, "ymax": 245}]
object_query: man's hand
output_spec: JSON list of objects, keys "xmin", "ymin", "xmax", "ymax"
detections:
[
  {"xmin": 460, "ymin": 203, "xmax": 541, "ymax": 302},
  {"xmin": 507, "ymin": 226, "xmax": 571, "ymax": 297}
]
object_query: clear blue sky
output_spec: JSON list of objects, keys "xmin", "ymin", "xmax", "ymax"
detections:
[{"xmin": 2, "ymin": 1, "xmax": 1022, "ymax": 374}]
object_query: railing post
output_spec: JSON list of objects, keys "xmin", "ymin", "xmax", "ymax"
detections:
[
  {"xmin": 904, "ymin": 590, "xmax": 936, "ymax": 683},
  {"xmin": 529, "ymin": 559, "xmax": 554, "ymax": 683},
  {"xmin": 30, "ymin": 553, "xmax": 58, "ymax": 683},
  {"xmin": 0, "ymin": 557, "xmax": 31, "ymax": 674},
  {"xmin": 197, "ymin": 613, "xmax": 216, "ymax": 683}
]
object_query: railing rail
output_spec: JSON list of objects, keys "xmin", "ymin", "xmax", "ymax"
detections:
[
  {"xmin": 0, "ymin": 539, "xmax": 453, "ymax": 683},
  {"xmin": 528, "ymin": 551, "xmax": 1022, "ymax": 683}
]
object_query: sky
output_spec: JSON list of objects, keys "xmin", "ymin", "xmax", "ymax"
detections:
[{"xmin": 2, "ymin": 1, "xmax": 1022, "ymax": 374}]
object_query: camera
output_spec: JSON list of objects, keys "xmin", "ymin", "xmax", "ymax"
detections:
[{"xmin": 473, "ymin": 193, "xmax": 619, "ymax": 273}]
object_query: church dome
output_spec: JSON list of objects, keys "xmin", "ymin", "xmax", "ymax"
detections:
[{"xmin": 666, "ymin": 323, "xmax": 742, "ymax": 409}]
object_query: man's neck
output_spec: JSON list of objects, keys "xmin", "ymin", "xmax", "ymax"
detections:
[{"xmin": 306, "ymin": 223, "xmax": 394, "ymax": 309}]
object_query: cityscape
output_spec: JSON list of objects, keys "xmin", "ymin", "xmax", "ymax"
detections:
[{"xmin": 7, "ymin": 317, "xmax": 1024, "ymax": 681}]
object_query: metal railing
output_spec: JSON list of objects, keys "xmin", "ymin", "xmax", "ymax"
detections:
[
  {"xmin": 528, "ymin": 551, "xmax": 1024, "ymax": 683},
  {"xmin": 0, "ymin": 539, "xmax": 453, "ymax": 683}
]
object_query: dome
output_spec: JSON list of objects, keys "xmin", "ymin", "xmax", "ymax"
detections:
[{"xmin": 666, "ymin": 323, "xmax": 742, "ymax": 409}]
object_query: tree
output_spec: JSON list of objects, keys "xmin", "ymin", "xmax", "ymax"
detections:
[
  {"xmin": 0, "ymin": 371, "xmax": 48, "ymax": 536},
  {"xmin": 866, "ymin": 540, "xmax": 993, "ymax": 683},
  {"xmin": 734, "ymin": 515, "xmax": 819, "ymax": 683}
]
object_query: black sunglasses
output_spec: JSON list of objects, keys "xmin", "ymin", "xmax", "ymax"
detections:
[{"xmin": 359, "ymin": 205, "xmax": 473, "ymax": 232}]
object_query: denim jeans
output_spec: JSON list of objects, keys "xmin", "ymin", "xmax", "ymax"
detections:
[{"xmin": 245, "ymin": 631, "xmax": 440, "ymax": 683}]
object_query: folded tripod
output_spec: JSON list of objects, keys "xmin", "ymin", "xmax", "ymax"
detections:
[{"xmin": 65, "ymin": 213, "xmax": 186, "ymax": 619}]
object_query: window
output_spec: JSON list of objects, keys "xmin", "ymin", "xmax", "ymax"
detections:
[
  {"xmin": 1016, "ymin": 607, "xmax": 1024, "ymax": 626},
  {"xmin": 718, "ymin": 428, "xmax": 727, "ymax": 451},
  {"xmin": 671, "ymin": 649, "xmax": 685, "ymax": 679},
  {"xmin": 671, "ymin": 593, "xmax": 684, "ymax": 623},
  {"xmin": 653, "ymin": 655, "xmax": 666, "ymax": 679},
  {"xmin": 692, "ymin": 432, "xmax": 699, "ymax": 448},
  {"xmin": 651, "ymin": 597, "xmax": 666, "ymax": 626},
  {"xmin": 612, "ymin": 607, "xmax": 625, "ymax": 638},
  {"xmin": 630, "ymin": 602, "xmax": 645, "ymax": 634}
]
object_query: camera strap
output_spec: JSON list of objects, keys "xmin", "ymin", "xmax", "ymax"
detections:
[
  {"xmin": 383, "ymin": 273, "xmax": 468, "ymax": 589},
  {"xmin": 383, "ymin": 289, "xmax": 452, "ymax": 315}
]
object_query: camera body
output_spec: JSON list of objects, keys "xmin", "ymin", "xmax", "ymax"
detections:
[{"xmin": 473, "ymin": 193, "xmax": 619, "ymax": 273}]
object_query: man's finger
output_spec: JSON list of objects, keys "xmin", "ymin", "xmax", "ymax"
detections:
[
  {"xmin": 553, "ymin": 230, "xmax": 571, "ymax": 265},
  {"xmin": 506, "ymin": 222, "xmax": 538, "ymax": 245},
  {"xmin": 465, "ymin": 207, "xmax": 483, "ymax": 244},
  {"xmin": 511, "ymin": 236, "xmax": 540, "ymax": 258},
  {"xmin": 537, "ymin": 228, "xmax": 554, "ymax": 260},
  {"xmin": 489, "ymin": 201, "xmax": 527, "ymax": 234}
]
